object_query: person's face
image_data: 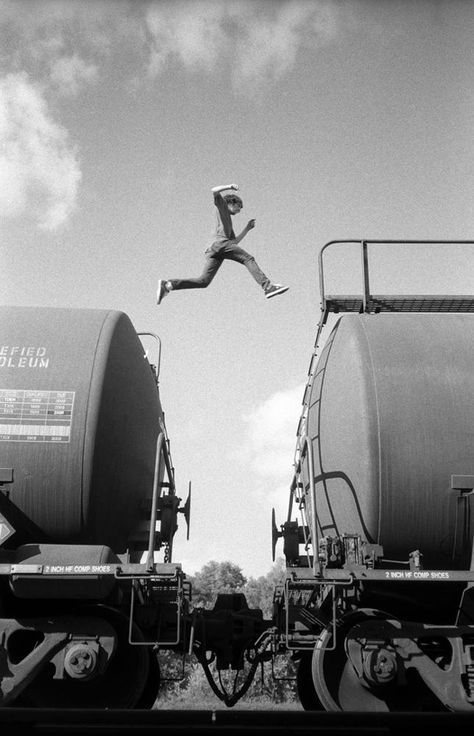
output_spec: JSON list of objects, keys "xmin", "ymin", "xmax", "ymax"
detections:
[{"xmin": 227, "ymin": 199, "xmax": 242, "ymax": 215}]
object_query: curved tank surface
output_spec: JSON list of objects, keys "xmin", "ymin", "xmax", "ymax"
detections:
[
  {"xmin": 0, "ymin": 306, "xmax": 162, "ymax": 551},
  {"xmin": 305, "ymin": 312, "xmax": 474, "ymax": 568}
]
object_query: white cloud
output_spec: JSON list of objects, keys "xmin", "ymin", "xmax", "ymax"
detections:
[
  {"xmin": 242, "ymin": 383, "xmax": 305, "ymax": 479},
  {"xmin": 145, "ymin": 0, "xmax": 339, "ymax": 90},
  {"xmin": 0, "ymin": 0, "xmax": 116, "ymax": 92},
  {"xmin": 0, "ymin": 73, "xmax": 81, "ymax": 229},
  {"xmin": 1, "ymin": 1, "xmax": 339, "ymax": 93},
  {"xmin": 146, "ymin": 1, "xmax": 227, "ymax": 76},
  {"xmin": 0, "ymin": 1, "xmax": 339, "ymax": 229},
  {"xmin": 232, "ymin": 1, "xmax": 337, "ymax": 90},
  {"xmin": 236, "ymin": 384, "xmax": 306, "ymax": 532},
  {"xmin": 49, "ymin": 54, "xmax": 98, "ymax": 97},
  {"xmin": 0, "ymin": 1, "xmax": 114, "ymax": 228}
]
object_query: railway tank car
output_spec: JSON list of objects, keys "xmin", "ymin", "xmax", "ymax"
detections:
[
  {"xmin": 272, "ymin": 240, "xmax": 474, "ymax": 712},
  {"xmin": 0, "ymin": 306, "xmax": 162, "ymax": 550},
  {"xmin": 305, "ymin": 311, "xmax": 474, "ymax": 571},
  {"xmin": 0, "ymin": 305, "xmax": 191, "ymax": 708}
]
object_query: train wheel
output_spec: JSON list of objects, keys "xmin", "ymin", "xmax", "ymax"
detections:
[
  {"xmin": 296, "ymin": 651, "xmax": 324, "ymax": 710},
  {"xmin": 135, "ymin": 647, "xmax": 161, "ymax": 709},
  {"xmin": 17, "ymin": 606, "xmax": 159, "ymax": 709},
  {"xmin": 312, "ymin": 608, "xmax": 424, "ymax": 711}
]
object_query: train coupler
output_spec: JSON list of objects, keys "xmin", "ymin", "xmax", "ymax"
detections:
[
  {"xmin": 190, "ymin": 595, "xmax": 273, "ymax": 707},
  {"xmin": 191, "ymin": 593, "xmax": 269, "ymax": 671}
]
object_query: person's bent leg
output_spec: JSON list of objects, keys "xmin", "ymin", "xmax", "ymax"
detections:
[
  {"xmin": 241, "ymin": 254, "xmax": 272, "ymax": 291},
  {"xmin": 222, "ymin": 242, "xmax": 289, "ymax": 298},
  {"xmin": 222, "ymin": 243, "xmax": 272, "ymax": 291}
]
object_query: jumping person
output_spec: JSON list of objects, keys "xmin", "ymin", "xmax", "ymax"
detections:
[{"xmin": 156, "ymin": 183, "xmax": 289, "ymax": 304}]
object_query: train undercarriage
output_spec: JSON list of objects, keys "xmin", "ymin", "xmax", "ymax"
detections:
[
  {"xmin": 2, "ymin": 532, "xmax": 474, "ymax": 711},
  {"xmin": 272, "ymin": 531, "xmax": 474, "ymax": 712}
]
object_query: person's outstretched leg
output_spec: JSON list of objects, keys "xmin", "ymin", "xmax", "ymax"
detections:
[
  {"xmin": 157, "ymin": 256, "xmax": 222, "ymax": 304},
  {"xmin": 220, "ymin": 242, "xmax": 289, "ymax": 298}
]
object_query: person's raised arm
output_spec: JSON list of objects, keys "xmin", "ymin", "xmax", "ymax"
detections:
[{"xmin": 211, "ymin": 183, "xmax": 239, "ymax": 194}]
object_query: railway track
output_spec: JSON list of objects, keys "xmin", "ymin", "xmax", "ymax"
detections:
[{"xmin": 1, "ymin": 709, "xmax": 474, "ymax": 735}]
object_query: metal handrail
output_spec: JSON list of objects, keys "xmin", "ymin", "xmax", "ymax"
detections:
[
  {"xmin": 138, "ymin": 331, "xmax": 162, "ymax": 383},
  {"xmin": 145, "ymin": 430, "xmax": 176, "ymax": 571},
  {"xmin": 129, "ymin": 576, "xmax": 183, "ymax": 646},
  {"xmin": 289, "ymin": 434, "xmax": 320, "ymax": 576},
  {"xmin": 318, "ymin": 239, "xmax": 474, "ymax": 311}
]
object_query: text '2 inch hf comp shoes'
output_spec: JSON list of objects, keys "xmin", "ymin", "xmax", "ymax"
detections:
[{"xmin": 265, "ymin": 284, "xmax": 289, "ymax": 299}]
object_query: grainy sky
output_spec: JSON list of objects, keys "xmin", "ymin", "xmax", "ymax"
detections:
[{"xmin": 1, "ymin": 0, "xmax": 474, "ymax": 577}]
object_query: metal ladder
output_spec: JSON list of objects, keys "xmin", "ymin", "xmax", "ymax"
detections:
[{"xmin": 128, "ymin": 332, "xmax": 189, "ymax": 565}]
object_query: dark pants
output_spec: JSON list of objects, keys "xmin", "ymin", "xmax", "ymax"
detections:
[{"xmin": 168, "ymin": 240, "xmax": 271, "ymax": 291}]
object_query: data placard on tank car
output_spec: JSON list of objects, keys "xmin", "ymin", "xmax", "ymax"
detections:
[{"xmin": 0, "ymin": 389, "xmax": 75, "ymax": 442}]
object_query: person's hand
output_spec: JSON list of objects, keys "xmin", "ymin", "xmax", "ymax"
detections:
[
  {"xmin": 247, "ymin": 219, "xmax": 256, "ymax": 229},
  {"xmin": 230, "ymin": 183, "xmax": 239, "ymax": 190}
]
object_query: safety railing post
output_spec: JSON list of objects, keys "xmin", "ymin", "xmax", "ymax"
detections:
[
  {"xmin": 138, "ymin": 332, "xmax": 162, "ymax": 385},
  {"xmin": 288, "ymin": 435, "xmax": 321, "ymax": 576},
  {"xmin": 145, "ymin": 429, "xmax": 177, "ymax": 571},
  {"xmin": 146, "ymin": 432, "xmax": 165, "ymax": 571},
  {"xmin": 361, "ymin": 240, "xmax": 370, "ymax": 312}
]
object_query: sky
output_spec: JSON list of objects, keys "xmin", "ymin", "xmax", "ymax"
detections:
[{"xmin": 2, "ymin": 0, "xmax": 474, "ymax": 579}]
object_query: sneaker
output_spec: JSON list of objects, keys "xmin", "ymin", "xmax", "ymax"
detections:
[
  {"xmin": 156, "ymin": 279, "xmax": 169, "ymax": 305},
  {"xmin": 265, "ymin": 283, "xmax": 289, "ymax": 299}
]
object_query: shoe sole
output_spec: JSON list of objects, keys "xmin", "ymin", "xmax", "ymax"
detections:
[
  {"xmin": 266, "ymin": 286, "xmax": 289, "ymax": 299},
  {"xmin": 156, "ymin": 280, "xmax": 165, "ymax": 305}
]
